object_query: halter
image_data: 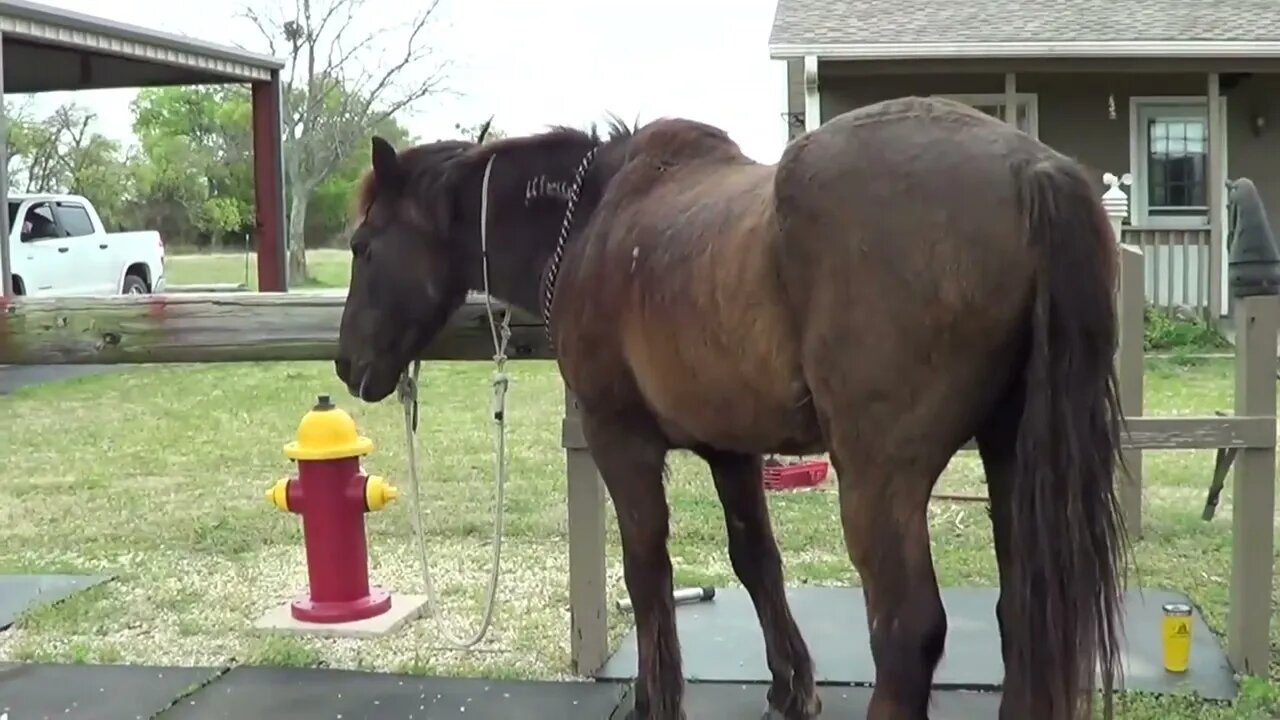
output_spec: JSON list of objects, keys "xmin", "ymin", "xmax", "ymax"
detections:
[{"xmin": 541, "ymin": 145, "xmax": 601, "ymax": 345}]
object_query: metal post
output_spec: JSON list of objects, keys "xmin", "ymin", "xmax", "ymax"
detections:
[
  {"xmin": 251, "ymin": 72, "xmax": 288, "ymax": 293},
  {"xmin": 562, "ymin": 386, "xmax": 608, "ymax": 675}
]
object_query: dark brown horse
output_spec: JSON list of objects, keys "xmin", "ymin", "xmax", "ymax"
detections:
[{"xmin": 335, "ymin": 96, "xmax": 1128, "ymax": 720}]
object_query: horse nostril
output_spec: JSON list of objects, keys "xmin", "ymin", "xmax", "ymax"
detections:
[{"xmin": 335, "ymin": 358, "xmax": 352, "ymax": 382}]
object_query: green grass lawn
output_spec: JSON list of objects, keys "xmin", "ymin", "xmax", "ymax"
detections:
[
  {"xmin": 164, "ymin": 248, "xmax": 352, "ymax": 289},
  {"xmin": 0, "ymin": 354, "xmax": 1277, "ymax": 718}
]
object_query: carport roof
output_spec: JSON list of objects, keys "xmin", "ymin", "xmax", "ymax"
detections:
[
  {"xmin": 0, "ymin": 0, "xmax": 285, "ymax": 93},
  {"xmin": 769, "ymin": 0, "xmax": 1280, "ymax": 60}
]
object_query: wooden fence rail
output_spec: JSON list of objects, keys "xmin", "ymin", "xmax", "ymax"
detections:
[{"xmin": 0, "ymin": 291, "xmax": 551, "ymax": 365}]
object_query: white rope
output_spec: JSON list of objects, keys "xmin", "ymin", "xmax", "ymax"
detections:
[{"xmin": 397, "ymin": 154, "xmax": 508, "ymax": 649}]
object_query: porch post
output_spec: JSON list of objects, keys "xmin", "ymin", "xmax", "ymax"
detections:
[
  {"xmin": 1207, "ymin": 72, "xmax": 1225, "ymax": 321},
  {"xmin": 803, "ymin": 55, "xmax": 821, "ymax": 132},
  {"xmin": 1003, "ymin": 72, "xmax": 1017, "ymax": 126}
]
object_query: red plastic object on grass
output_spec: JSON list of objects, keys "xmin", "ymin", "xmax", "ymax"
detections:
[{"xmin": 762, "ymin": 457, "xmax": 830, "ymax": 491}]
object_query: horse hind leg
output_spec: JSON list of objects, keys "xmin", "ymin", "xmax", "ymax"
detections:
[
  {"xmin": 695, "ymin": 446, "xmax": 821, "ymax": 720},
  {"xmin": 826, "ymin": 436, "xmax": 952, "ymax": 720},
  {"xmin": 974, "ymin": 386, "xmax": 1028, "ymax": 720},
  {"xmin": 579, "ymin": 407, "xmax": 684, "ymax": 720}
]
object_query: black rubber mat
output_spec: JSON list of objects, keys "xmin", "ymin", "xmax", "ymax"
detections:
[
  {"xmin": 0, "ymin": 662, "xmax": 223, "ymax": 719},
  {"xmin": 615, "ymin": 682, "xmax": 1002, "ymax": 719},
  {"xmin": 0, "ymin": 573, "xmax": 111, "ymax": 630},
  {"xmin": 158, "ymin": 665, "xmax": 631, "ymax": 719},
  {"xmin": 597, "ymin": 586, "xmax": 1237, "ymax": 701}
]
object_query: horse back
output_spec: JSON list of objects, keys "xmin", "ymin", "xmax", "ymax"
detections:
[{"xmin": 556, "ymin": 122, "xmax": 819, "ymax": 452}]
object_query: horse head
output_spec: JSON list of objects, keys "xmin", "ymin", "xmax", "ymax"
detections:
[{"xmin": 335, "ymin": 117, "xmax": 634, "ymax": 402}]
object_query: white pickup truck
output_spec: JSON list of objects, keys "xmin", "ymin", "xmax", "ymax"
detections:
[{"xmin": 5, "ymin": 192, "xmax": 166, "ymax": 296}]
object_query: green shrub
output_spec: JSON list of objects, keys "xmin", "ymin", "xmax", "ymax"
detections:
[{"xmin": 1143, "ymin": 305, "xmax": 1231, "ymax": 353}]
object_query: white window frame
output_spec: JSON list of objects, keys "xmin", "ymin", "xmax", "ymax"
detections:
[
  {"xmin": 1128, "ymin": 95, "xmax": 1227, "ymax": 229},
  {"xmin": 935, "ymin": 93, "xmax": 1040, "ymax": 139}
]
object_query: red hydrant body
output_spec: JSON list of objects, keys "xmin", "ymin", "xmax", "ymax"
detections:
[{"xmin": 266, "ymin": 395, "xmax": 399, "ymax": 624}]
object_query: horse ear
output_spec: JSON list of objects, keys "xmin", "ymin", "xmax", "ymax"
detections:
[{"xmin": 371, "ymin": 136, "xmax": 402, "ymax": 188}]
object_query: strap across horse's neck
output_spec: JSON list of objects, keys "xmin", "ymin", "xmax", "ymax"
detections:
[{"xmin": 541, "ymin": 146, "xmax": 600, "ymax": 343}]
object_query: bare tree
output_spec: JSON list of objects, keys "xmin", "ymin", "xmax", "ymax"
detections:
[{"xmin": 244, "ymin": 0, "xmax": 448, "ymax": 283}]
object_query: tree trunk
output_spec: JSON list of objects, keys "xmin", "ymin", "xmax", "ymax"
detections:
[{"xmin": 286, "ymin": 188, "xmax": 310, "ymax": 286}]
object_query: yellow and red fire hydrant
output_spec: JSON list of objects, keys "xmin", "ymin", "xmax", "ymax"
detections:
[{"xmin": 265, "ymin": 394, "xmax": 399, "ymax": 624}]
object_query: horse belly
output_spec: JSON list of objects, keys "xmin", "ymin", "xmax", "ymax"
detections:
[{"xmin": 624, "ymin": 322, "xmax": 820, "ymax": 454}]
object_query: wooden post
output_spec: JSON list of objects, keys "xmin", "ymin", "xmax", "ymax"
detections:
[
  {"xmin": 1227, "ymin": 294, "xmax": 1278, "ymax": 674},
  {"xmin": 562, "ymin": 386, "xmax": 608, "ymax": 675},
  {"xmin": 1103, "ymin": 172, "xmax": 1144, "ymax": 539}
]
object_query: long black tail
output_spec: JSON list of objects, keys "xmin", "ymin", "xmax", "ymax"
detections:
[{"xmin": 1009, "ymin": 154, "xmax": 1129, "ymax": 720}]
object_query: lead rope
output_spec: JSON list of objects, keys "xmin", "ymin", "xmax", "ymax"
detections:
[{"xmin": 397, "ymin": 154, "xmax": 509, "ymax": 649}]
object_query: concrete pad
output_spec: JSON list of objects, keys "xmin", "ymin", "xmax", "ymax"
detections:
[{"xmin": 252, "ymin": 593, "xmax": 428, "ymax": 638}]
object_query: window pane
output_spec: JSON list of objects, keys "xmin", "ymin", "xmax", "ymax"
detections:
[
  {"xmin": 53, "ymin": 203, "xmax": 95, "ymax": 237},
  {"xmin": 1146, "ymin": 115, "xmax": 1208, "ymax": 211}
]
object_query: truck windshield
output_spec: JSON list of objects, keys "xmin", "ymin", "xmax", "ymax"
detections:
[{"xmin": 7, "ymin": 201, "xmax": 18, "ymax": 229}]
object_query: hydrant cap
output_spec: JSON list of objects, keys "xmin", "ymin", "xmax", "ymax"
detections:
[{"xmin": 283, "ymin": 394, "xmax": 375, "ymax": 460}]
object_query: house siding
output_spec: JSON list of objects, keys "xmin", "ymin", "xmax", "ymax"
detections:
[{"xmin": 817, "ymin": 70, "xmax": 1280, "ymax": 217}]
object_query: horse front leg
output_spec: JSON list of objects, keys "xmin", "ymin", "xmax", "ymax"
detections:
[
  {"xmin": 581, "ymin": 408, "xmax": 683, "ymax": 720},
  {"xmin": 696, "ymin": 446, "xmax": 820, "ymax": 720}
]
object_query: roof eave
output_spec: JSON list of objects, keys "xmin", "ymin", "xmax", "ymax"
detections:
[
  {"xmin": 768, "ymin": 40, "xmax": 1280, "ymax": 61},
  {"xmin": 0, "ymin": 0, "xmax": 286, "ymax": 74}
]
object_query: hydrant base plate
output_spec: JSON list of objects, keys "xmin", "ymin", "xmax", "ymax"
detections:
[{"xmin": 290, "ymin": 588, "xmax": 393, "ymax": 624}]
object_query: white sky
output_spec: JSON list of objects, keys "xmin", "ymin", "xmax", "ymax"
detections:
[{"xmin": 22, "ymin": 0, "xmax": 791, "ymax": 163}]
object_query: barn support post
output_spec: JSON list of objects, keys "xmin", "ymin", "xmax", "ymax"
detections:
[
  {"xmin": 252, "ymin": 70, "xmax": 288, "ymax": 292},
  {"xmin": 562, "ymin": 386, "xmax": 608, "ymax": 675},
  {"xmin": 0, "ymin": 29, "xmax": 12, "ymax": 299}
]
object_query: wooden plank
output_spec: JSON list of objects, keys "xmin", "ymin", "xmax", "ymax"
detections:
[
  {"xmin": 165, "ymin": 283, "xmax": 250, "ymax": 294},
  {"xmin": 960, "ymin": 416, "xmax": 1275, "ymax": 452},
  {"xmin": 1119, "ymin": 416, "xmax": 1275, "ymax": 449},
  {"xmin": 0, "ymin": 291, "xmax": 551, "ymax": 364},
  {"xmin": 1228, "ymin": 295, "xmax": 1278, "ymax": 676},
  {"xmin": 562, "ymin": 388, "xmax": 609, "ymax": 675}
]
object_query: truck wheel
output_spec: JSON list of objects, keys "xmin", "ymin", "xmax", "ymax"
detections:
[{"xmin": 122, "ymin": 274, "xmax": 149, "ymax": 295}]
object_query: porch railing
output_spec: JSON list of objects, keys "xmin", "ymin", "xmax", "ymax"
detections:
[{"xmin": 1121, "ymin": 226, "xmax": 1212, "ymax": 314}]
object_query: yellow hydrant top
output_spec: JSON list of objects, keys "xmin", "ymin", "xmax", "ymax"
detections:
[{"xmin": 283, "ymin": 394, "xmax": 375, "ymax": 461}]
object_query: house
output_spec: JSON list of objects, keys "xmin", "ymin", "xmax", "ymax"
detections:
[{"xmin": 769, "ymin": 0, "xmax": 1280, "ymax": 322}]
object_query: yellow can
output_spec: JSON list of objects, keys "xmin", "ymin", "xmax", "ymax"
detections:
[{"xmin": 1162, "ymin": 602, "xmax": 1193, "ymax": 673}]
